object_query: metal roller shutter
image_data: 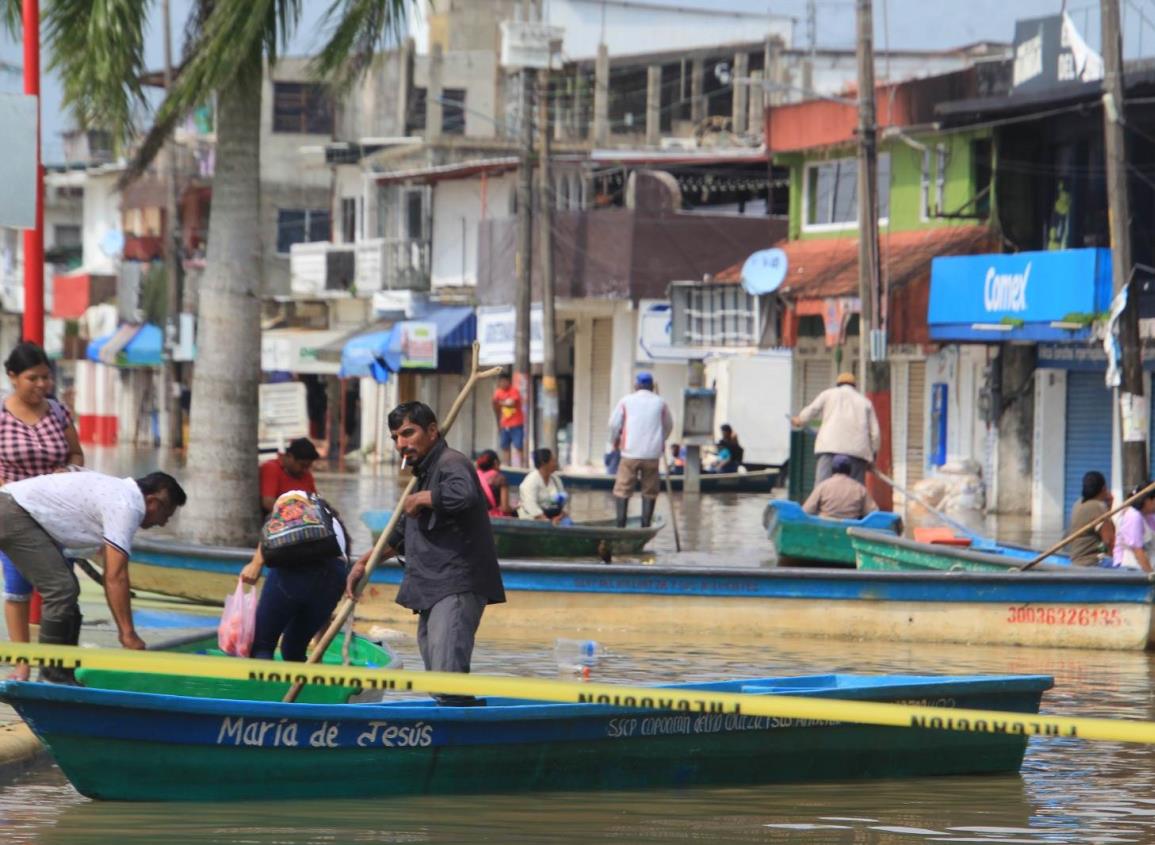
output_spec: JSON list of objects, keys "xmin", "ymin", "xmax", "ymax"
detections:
[
  {"xmin": 906, "ymin": 361, "xmax": 927, "ymax": 487},
  {"xmin": 1064, "ymin": 372, "xmax": 1113, "ymax": 528},
  {"xmin": 800, "ymin": 358, "xmax": 833, "ymax": 409}
]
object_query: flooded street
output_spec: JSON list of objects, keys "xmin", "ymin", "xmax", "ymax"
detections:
[{"xmin": 3, "ymin": 447, "xmax": 1152, "ymax": 843}]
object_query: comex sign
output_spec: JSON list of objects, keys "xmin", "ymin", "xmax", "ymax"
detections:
[{"xmin": 983, "ymin": 262, "xmax": 1030, "ymax": 313}]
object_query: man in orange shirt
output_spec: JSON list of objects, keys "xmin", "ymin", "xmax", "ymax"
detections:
[
  {"xmin": 259, "ymin": 438, "xmax": 319, "ymax": 515},
  {"xmin": 491, "ymin": 373, "xmax": 525, "ymax": 467}
]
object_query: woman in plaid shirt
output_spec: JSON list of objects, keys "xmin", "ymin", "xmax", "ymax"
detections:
[{"xmin": 0, "ymin": 342, "xmax": 84, "ymax": 677}]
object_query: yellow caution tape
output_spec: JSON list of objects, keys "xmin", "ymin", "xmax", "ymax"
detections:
[{"xmin": 5, "ymin": 642, "xmax": 1155, "ymax": 745}]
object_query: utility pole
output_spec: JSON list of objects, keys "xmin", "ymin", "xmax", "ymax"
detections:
[
  {"xmin": 21, "ymin": 0, "xmax": 43, "ymax": 345},
  {"xmin": 161, "ymin": 0, "xmax": 184, "ymax": 448},
  {"xmin": 538, "ymin": 63, "xmax": 558, "ymax": 456},
  {"xmin": 1102, "ymin": 0, "xmax": 1146, "ymax": 489},
  {"xmin": 855, "ymin": 0, "xmax": 891, "ymax": 510},
  {"xmin": 514, "ymin": 65, "xmax": 535, "ymax": 467}
]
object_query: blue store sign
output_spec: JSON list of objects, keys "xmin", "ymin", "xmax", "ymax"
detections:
[{"xmin": 927, "ymin": 248, "xmax": 1111, "ymax": 342}]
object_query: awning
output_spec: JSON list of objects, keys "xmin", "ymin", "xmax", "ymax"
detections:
[
  {"xmin": 261, "ymin": 329, "xmax": 348, "ymax": 375},
  {"xmin": 339, "ymin": 306, "xmax": 476, "ymax": 382},
  {"xmin": 928, "ymin": 247, "xmax": 1112, "ymax": 343},
  {"xmin": 86, "ymin": 323, "xmax": 163, "ymax": 367}
]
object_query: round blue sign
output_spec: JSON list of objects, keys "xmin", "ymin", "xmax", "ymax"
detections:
[{"xmin": 741, "ymin": 248, "xmax": 788, "ymax": 295}]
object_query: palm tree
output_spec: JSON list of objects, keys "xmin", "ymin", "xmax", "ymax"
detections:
[{"xmin": 5, "ymin": 0, "xmax": 412, "ymax": 545}]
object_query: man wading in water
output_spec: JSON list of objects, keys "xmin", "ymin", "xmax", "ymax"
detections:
[{"xmin": 346, "ymin": 401, "xmax": 505, "ymax": 705}]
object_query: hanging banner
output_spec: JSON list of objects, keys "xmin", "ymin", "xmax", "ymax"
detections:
[
  {"xmin": 478, "ymin": 305, "xmax": 542, "ymax": 366},
  {"xmin": 398, "ymin": 321, "xmax": 438, "ymax": 370}
]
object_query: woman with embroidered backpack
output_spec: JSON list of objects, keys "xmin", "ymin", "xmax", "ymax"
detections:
[
  {"xmin": 240, "ymin": 491, "xmax": 350, "ymax": 661},
  {"xmin": 0, "ymin": 342, "xmax": 84, "ymax": 678}
]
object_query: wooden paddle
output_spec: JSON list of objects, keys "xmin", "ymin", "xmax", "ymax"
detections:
[
  {"xmin": 1018, "ymin": 479, "xmax": 1155, "ymax": 571},
  {"xmin": 283, "ymin": 342, "xmax": 502, "ymax": 703},
  {"xmin": 660, "ymin": 452, "xmax": 682, "ymax": 553}
]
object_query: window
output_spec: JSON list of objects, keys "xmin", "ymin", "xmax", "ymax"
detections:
[
  {"xmin": 971, "ymin": 138, "xmax": 992, "ymax": 218},
  {"xmin": 408, "ymin": 87, "xmax": 427, "ymax": 135},
  {"xmin": 404, "ymin": 189, "xmax": 426, "ymax": 240},
  {"xmin": 273, "ymin": 82, "xmax": 333, "ymax": 134},
  {"xmin": 53, "ymin": 224, "xmax": 81, "ymax": 248},
  {"xmin": 804, "ymin": 154, "xmax": 890, "ymax": 229},
  {"xmin": 935, "ymin": 144, "xmax": 948, "ymax": 215},
  {"xmin": 340, "ymin": 197, "xmax": 357, "ymax": 243},
  {"xmin": 442, "ymin": 87, "xmax": 466, "ymax": 135},
  {"xmin": 375, "ymin": 184, "xmax": 390, "ymax": 238},
  {"xmin": 670, "ymin": 284, "xmax": 760, "ymax": 348},
  {"xmin": 276, "ymin": 208, "xmax": 331, "ymax": 254},
  {"xmin": 920, "ymin": 149, "xmax": 931, "ymax": 221}
]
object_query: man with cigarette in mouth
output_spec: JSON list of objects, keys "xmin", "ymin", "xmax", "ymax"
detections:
[{"xmin": 346, "ymin": 401, "xmax": 505, "ymax": 705}]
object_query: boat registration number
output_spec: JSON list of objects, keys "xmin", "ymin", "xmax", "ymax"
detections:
[{"xmin": 1005, "ymin": 606, "xmax": 1124, "ymax": 626}]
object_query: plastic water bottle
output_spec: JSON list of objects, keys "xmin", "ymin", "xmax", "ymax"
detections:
[{"xmin": 554, "ymin": 638, "xmax": 603, "ymax": 673}]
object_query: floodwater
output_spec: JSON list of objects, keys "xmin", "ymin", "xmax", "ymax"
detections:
[{"xmin": 2, "ymin": 447, "xmax": 1151, "ymax": 843}]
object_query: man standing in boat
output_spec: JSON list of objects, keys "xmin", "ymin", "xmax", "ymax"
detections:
[
  {"xmin": 0, "ymin": 470, "xmax": 187, "ymax": 681},
  {"xmin": 609, "ymin": 372, "xmax": 674, "ymax": 529},
  {"xmin": 791, "ymin": 372, "xmax": 880, "ymax": 485},
  {"xmin": 346, "ymin": 401, "xmax": 505, "ymax": 705}
]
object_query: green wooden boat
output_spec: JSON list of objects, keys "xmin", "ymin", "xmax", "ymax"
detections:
[
  {"xmin": 763, "ymin": 500, "xmax": 902, "ymax": 567},
  {"xmin": 362, "ymin": 510, "xmax": 662, "ymax": 560},
  {"xmin": 75, "ymin": 630, "xmax": 394, "ymax": 704},
  {"xmin": 848, "ymin": 528, "xmax": 1072, "ymax": 573}
]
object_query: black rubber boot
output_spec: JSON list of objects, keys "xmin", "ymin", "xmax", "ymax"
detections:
[
  {"xmin": 37, "ymin": 612, "xmax": 80, "ymax": 685},
  {"xmin": 614, "ymin": 497, "xmax": 629, "ymax": 528},
  {"xmin": 641, "ymin": 497, "xmax": 656, "ymax": 529}
]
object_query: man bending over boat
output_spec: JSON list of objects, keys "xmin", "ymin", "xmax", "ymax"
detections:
[
  {"xmin": 802, "ymin": 455, "xmax": 878, "ymax": 521},
  {"xmin": 346, "ymin": 401, "xmax": 505, "ymax": 706},
  {"xmin": 0, "ymin": 470, "xmax": 186, "ymax": 681}
]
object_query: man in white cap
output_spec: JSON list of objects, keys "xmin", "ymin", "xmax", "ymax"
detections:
[
  {"xmin": 608, "ymin": 371, "xmax": 673, "ymax": 528},
  {"xmin": 792, "ymin": 371, "xmax": 880, "ymax": 484}
]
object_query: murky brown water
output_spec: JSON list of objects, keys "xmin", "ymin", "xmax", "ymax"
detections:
[{"xmin": 5, "ymin": 446, "xmax": 1146, "ymax": 843}]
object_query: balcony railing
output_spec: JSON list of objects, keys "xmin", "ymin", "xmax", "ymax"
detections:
[{"xmin": 354, "ymin": 238, "xmax": 430, "ymax": 294}]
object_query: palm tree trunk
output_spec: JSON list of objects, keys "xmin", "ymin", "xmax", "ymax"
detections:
[{"xmin": 177, "ymin": 69, "xmax": 263, "ymax": 545}]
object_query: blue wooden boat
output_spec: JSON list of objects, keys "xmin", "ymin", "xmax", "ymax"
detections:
[
  {"xmin": 500, "ymin": 466, "xmax": 778, "ymax": 493},
  {"xmin": 0, "ymin": 672, "xmax": 1052, "ymax": 801},
  {"xmin": 125, "ymin": 538, "xmax": 1155, "ymax": 650},
  {"xmin": 763, "ymin": 500, "xmax": 901, "ymax": 567}
]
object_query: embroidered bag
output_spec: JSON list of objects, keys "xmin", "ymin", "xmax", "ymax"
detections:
[{"xmin": 260, "ymin": 491, "xmax": 343, "ymax": 568}]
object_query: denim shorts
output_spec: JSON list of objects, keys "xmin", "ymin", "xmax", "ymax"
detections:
[
  {"xmin": 1, "ymin": 552, "xmax": 33, "ymax": 602},
  {"xmin": 499, "ymin": 425, "xmax": 524, "ymax": 450}
]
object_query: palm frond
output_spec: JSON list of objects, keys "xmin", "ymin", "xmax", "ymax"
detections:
[
  {"xmin": 311, "ymin": 0, "xmax": 413, "ymax": 89},
  {"xmin": 44, "ymin": 0, "xmax": 151, "ymax": 144},
  {"xmin": 0, "ymin": 0, "xmax": 21, "ymax": 37}
]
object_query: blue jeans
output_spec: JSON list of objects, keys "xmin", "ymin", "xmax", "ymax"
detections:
[
  {"xmin": 252, "ymin": 558, "xmax": 347, "ymax": 662},
  {"xmin": 499, "ymin": 425, "xmax": 524, "ymax": 450}
]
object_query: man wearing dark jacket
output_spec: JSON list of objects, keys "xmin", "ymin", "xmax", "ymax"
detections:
[{"xmin": 346, "ymin": 401, "xmax": 505, "ymax": 704}]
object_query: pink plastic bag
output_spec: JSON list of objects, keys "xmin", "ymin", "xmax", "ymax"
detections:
[{"xmin": 218, "ymin": 577, "xmax": 257, "ymax": 657}]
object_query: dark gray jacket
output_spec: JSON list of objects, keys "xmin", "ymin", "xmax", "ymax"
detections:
[{"xmin": 388, "ymin": 439, "xmax": 505, "ymax": 611}]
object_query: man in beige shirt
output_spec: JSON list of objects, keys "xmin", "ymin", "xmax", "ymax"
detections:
[
  {"xmin": 792, "ymin": 372, "xmax": 880, "ymax": 484},
  {"xmin": 802, "ymin": 455, "xmax": 879, "ymax": 520}
]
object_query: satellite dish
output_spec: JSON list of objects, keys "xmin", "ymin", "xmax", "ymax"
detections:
[
  {"xmin": 741, "ymin": 248, "xmax": 788, "ymax": 295},
  {"xmin": 100, "ymin": 229, "xmax": 125, "ymax": 258}
]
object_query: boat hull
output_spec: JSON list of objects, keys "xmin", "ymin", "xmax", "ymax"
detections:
[
  {"xmin": 0, "ymin": 674, "xmax": 1049, "ymax": 801},
  {"xmin": 128, "ymin": 539, "xmax": 1155, "ymax": 651},
  {"xmin": 764, "ymin": 500, "xmax": 901, "ymax": 566},
  {"xmin": 501, "ymin": 466, "xmax": 778, "ymax": 492},
  {"xmin": 850, "ymin": 528, "xmax": 1072, "ymax": 573}
]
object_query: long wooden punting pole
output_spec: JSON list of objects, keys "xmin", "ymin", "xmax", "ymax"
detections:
[{"xmin": 283, "ymin": 342, "xmax": 501, "ymax": 703}]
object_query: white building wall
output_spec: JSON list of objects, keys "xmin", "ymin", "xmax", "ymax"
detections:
[
  {"xmin": 81, "ymin": 171, "xmax": 122, "ymax": 275},
  {"xmin": 1032, "ymin": 368, "xmax": 1067, "ymax": 536},
  {"xmin": 430, "ymin": 174, "xmax": 515, "ymax": 289}
]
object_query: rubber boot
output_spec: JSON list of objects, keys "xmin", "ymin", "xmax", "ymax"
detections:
[
  {"xmin": 641, "ymin": 497, "xmax": 656, "ymax": 529},
  {"xmin": 37, "ymin": 611, "xmax": 80, "ymax": 685},
  {"xmin": 614, "ymin": 497, "xmax": 629, "ymax": 529}
]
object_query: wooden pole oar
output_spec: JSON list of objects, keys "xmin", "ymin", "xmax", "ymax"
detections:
[
  {"xmin": 870, "ymin": 467, "xmax": 980, "ymax": 541},
  {"xmin": 283, "ymin": 342, "xmax": 502, "ymax": 703},
  {"xmin": 660, "ymin": 452, "xmax": 682, "ymax": 553},
  {"xmin": 1019, "ymin": 479, "xmax": 1155, "ymax": 571}
]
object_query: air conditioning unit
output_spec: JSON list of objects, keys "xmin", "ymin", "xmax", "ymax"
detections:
[{"xmin": 660, "ymin": 136, "xmax": 699, "ymax": 151}]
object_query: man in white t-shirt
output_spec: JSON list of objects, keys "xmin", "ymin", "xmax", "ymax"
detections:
[{"xmin": 0, "ymin": 470, "xmax": 187, "ymax": 681}]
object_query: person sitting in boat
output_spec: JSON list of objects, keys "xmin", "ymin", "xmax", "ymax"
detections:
[
  {"xmin": 1111, "ymin": 485, "xmax": 1155, "ymax": 572},
  {"xmin": 476, "ymin": 449, "xmax": 515, "ymax": 519},
  {"xmin": 668, "ymin": 443, "xmax": 685, "ymax": 474},
  {"xmin": 259, "ymin": 438, "xmax": 319, "ymax": 516},
  {"xmin": 714, "ymin": 424, "xmax": 744, "ymax": 473},
  {"xmin": 518, "ymin": 448, "xmax": 572, "ymax": 526},
  {"xmin": 801, "ymin": 454, "xmax": 878, "ymax": 521},
  {"xmin": 1066, "ymin": 471, "xmax": 1115, "ymax": 567},
  {"xmin": 241, "ymin": 491, "xmax": 350, "ymax": 662}
]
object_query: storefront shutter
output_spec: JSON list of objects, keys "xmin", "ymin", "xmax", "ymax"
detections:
[
  {"xmin": 906, "ymin": 361, "xmax": 927, "ymax": 487},
  {"xmin": 1064, "ymin": 372, "xmax": 1113, "ymax": 529},
  {"xmin": 800, "ymin": 358, "xmax": 833, "ymax": 410},
  {"xmin": 588, "ymin": 318, "xmax": 614, "ymax": 463}
]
